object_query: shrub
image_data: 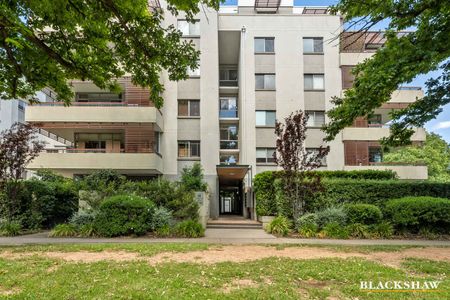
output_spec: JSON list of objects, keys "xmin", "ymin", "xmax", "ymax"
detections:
[
  {"xmin": 316, "ymin": 207, "xmax": 347, "ymax": 227},
  {"xmin": 120, "ymin": 179, "xmax": 199, "ymax": 221},
  {"xmin": 370, "ymin": 222, "xmax": 394, "ymax": 239},
  {"xmin": 266, "ymin": 216, "xmax": 292, "ymax": 236},
  {"xmin": 254, "ymin": 171, "xmax": 277, "ymax": 216},
  {"xmin": 344, "ymin": 204, "xmax": 383, "ymax": 225},
  {"xmin": 79, "ymin": 223, "xmax": 96, "ymax": 237},
  {"xmin": 296, "ymin": 213, "xmax": 318, "ymax": 229},
  {"xmin": 320, "ymin": 222, "xmax": 349, "ymax": 239},
  {"xmin": 151, "ymin": 207, "xmax": 173, "ymax": 231},
  {"xmin": 180, "ymin": 163, "xmax": 208, "ymax": 192},
  {"xmin": 384, "ymin": 196, "xmax": 450, "ymax": 233},
  {"xmin": 346, "ymin": 223, "xmax": 370, "ymax": 239},
  {"xmin": 49, "ymin": 224, "xmax": 78, "ymax": 237},
  {"xmin": 0, "ymin": 221, "xmax": 22, "ymax": 236},
  {"xmin": 310, "ymin": 170, "xmax": 398, "ymax": 180},
  {"xmin": 79, "ymin": 169, "xmax": 126, "ymax": 194},
  {"xmin": 155, "ymin": 225, "xmax": 172, "ymax": 237},
  {"xmin": 173, "ymin": 220, "xmax": 204, "ymax": 238},
  {"xmin": 69, "ymin": 211, "xmax": 97, "ymax": 227},
  {"xmin": 94, "ymin": 195, "xmax": 155, "ymax": 237},
  {"xmin": 298, "ymin": 223, "xmax": 318, "ymax": 238}
]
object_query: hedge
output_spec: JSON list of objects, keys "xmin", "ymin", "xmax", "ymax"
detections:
[
  {"xmin": 254, "ymin": 171, "xmax": 450, "ymax": 215},
  {"xmin": 384, "ymin": 197, "xmax": 450, "ymax": 233}
]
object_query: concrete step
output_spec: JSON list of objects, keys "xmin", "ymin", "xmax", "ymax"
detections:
[{"xmin": 207, "ymin": 223, "xmax": 263, "ymax": 229}]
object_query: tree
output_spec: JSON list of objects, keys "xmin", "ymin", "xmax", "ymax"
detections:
[
  {"xmin": 0, "ymin": 0, "xmax": 220, "ymax": 108},
  {"xmin": 0, "ymin": 123, "xmax": 44, "ymax": 221},
  {"xmin": 274, "ymin": 111, "xmax": 329, "ymax": 219},
  {"xmin": 325, "ymin": 0, "xmax": 450, "ymax": 146},
  {"xmin": 383, "ymin": 132, "xmax": 450, "ymax": 181}
]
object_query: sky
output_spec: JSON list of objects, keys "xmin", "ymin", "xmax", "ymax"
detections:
[{"xmin": 222, "ymin": 0, "xmax": 450, "ymax": 142}]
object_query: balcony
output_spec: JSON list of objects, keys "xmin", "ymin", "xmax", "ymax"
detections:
[
  {"xmin": 342, "ymin": 127, "xmax": 426, "ymax": 141},
  {"xmin": 28, "ymin": 151, "xmax": 163, "ymax": 175},
  {"xmin": 344, "ymin": 165, "xmax": 428, "ymax": 180},
  {"xmin": 220, "ymin": 140, "xmax": 239, "ymax": 150},
  {"xmin": 26, "ymin": 104, "xmax": 163, "ymax": 129}
]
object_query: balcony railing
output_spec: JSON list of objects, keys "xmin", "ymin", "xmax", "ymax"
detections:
[
  {"xmin": 42, "ymin": 148, "xmax": 159, "ymax": 154},
  {"xmin": 220, "ymin": 140, "xmax": 238, "ymax": 150},
  {"xmin": 37, "ymin": 101, "xmax": 134, "ymax": 107},
  {"xmin": 398, "ymin": 86, "xmax": 422, "ymax": 91},
  {"xmin": 219, "ymin": 110, "xmax": 238, "ymax": 118},
  {"xmin": 219, "ymin": 80, "xmax": 238, "ymax": 87}
]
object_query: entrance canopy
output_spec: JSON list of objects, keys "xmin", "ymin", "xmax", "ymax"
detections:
[{"xmin": 216, "ymin": 165, "xmax": 251, "ymax": 186}]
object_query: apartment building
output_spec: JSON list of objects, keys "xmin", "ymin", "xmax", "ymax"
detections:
[{"xmin": 25, "ymin": 0, "xmax": 427, "ymax": 220}]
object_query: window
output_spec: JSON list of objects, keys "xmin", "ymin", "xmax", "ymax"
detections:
[
  {"xmin": 154, "ymin": 132, "xmax": 161, "ymax": 154},
  {"xmin": 187, "ymin": 63, "xmax": 200, "ymax": 76},
  {"xmin": 304, "ymin": 74, "xmax": 324, "ymax": 90},
  {"xmin": 369, "ymin": 147, "xmax": 382, "ymax": 163},
  {"xmin": 178, "ymin": 100, "xmax": 200, "ymax": 117},
  {"xmin": 177, "ymin": 20, "xmax": 200, "ymax": 36},
  {"xmin": 219, "ymin": 69, "xmax": 238, "ymax": 86},
  {"xmin": 220, "ymin": 124, "xmax": 238, "ymax": 149},
  {"xmin": 256, "ymin": 111, "xmax": 276, "ymax": 126},
  {"xmin": 256, "ymin": 148, "xmax": 276, "ymax": 164},
  {"xmin": 306, "ymin": 111, "xmax": 325, "ymax": 127},
  {"xmin": 76, "ymin": 92, "xmax": 122, "ymax": 103},
  {"xmin": 306, "ymin": 148, "xmax": 327, "ymax": 166},
  {"xmin": 255, "ymin": 74, "xmax": 275, "ymax": 90},
  {"xmin": 178, "ymin": 141, "xmax": 200, "ymax": 158},
  {"xmin": 368, "ymin": 114, "xmax": 382, "ymax": 127},
  {"xmin": 254, "ymin": 37, "xmax": 274, "ymax": 53},
  {"xmin": 220, "ymin": 153, "xmax": 239, "ymax": 165},
  {"xmin": 303, "ymin": 37, "xmax": 323, "ymax": 53},
  {"xmin": 219, "ymin": 97, "xmax": 238, "ymax": 118}
]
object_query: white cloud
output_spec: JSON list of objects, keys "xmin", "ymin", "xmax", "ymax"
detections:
[{"xmin": 434, "ymin": 121, "xmax": 450, "ymax": 130}]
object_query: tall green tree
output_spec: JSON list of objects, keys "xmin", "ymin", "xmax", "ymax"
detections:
[
  {"xmin": 384, "ymin": 133, "xmax": 450, "ymax": 181},
  {"xmin": 325, "ymin": 0, "xmax": 450, "ymax": 146},
  {"xmin": 0, "ymin": 0, "xmax": 220, "ymax": 108}
]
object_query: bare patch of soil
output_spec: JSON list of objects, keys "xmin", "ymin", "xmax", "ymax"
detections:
[
  {"xmin": 0, "ymin": 250, "xmax": 141, "ymax": 263},
  {"xmin": 221, "ymin": 278, "xmax": 258, "ymax": 293},
  {"xmin": 0, "ymin": 286, "xmax": 20, "ymax": 296}
]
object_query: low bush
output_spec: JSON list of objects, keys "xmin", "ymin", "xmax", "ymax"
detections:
[
  {"xmin": 384, "ymin": 197, "xmax": 450, "ymax": 233},
  {"xmin": 151, "ymin": 207, "xmax": 173, "ymax": 231},
  {"xmin": 298, "ymin": 223, "xmax": 318, "ymax": 238},
  {"xmin": 316, "ymin": 207, "xmax": 347, "ymax": 227},
  {"xmin": 79, "ymin": 223, "xmax": 96, "ymax": 237},
  {"xmin": 0, "ymin": 221, "xmax": 22, "ymax": 236},
  {"xmin": 69, "ymin": 211, "xmax": 97, "ymax": 227},
  {"xmin": 173, "ymin": 220, "xmax": 204, "ymax": 238},
  {"xmin": 266, "ymin": 216, "xmax": 292, "ymax": 236},
  {"xmin": 310, "ymin": 170, "xmax": 398, "ymax": 180},
  {"xmin": 370, "ymin": 222, "xmax": 394, "ymax": 239},
  {"xmin": 319, "ymin": 222, "xmax": 349, "ymax": 239},
  {"xmin": 296, "ymin": 213, "xmax": 318, "ymax": 229},
  {"xmin": 346, "ymin": 223, "xmax": 370, "ymax": 239},
  {"xmin": 344, "ymin": 204, "xmax": 383, "ymax": 225},
  {"xmin": 93, "ymin": 195, "xmax": 156, "ymax": 237},
  {"xmin": 155, "ymin": 225, "xmax": 171, "ymax": 237},
  {"xmin": 49, "ymin": 224, "xmax": 78, "ymax": 237}
]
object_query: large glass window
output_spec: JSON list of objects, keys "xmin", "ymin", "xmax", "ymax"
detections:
[
  {"xmin": 255, "ymin": 74, "xmax": 276, "ymax": 90},
  {"xmin": 254, "ymin": 37, "xmax": 275, "ymax": 53},
  {"xmin": 177, "ymin": 20, "xmax": 200, "ymax": 36},
  {"xmin": 306, "ymin": 111, "xmax": 325, "ymax": 127},
  {"xmin": 306, "ymin": 148, "xmax": 327, "ymax": 166},
  {"xmin": 256, "ymin": 148, "xmax": 276, "ymax": 163},
  {"xmin": 220, "ymin": 124, "xmax": 238, "ymax": 149},
  {"xmin": 368, "ymin": 114, "xmax": 382, "ymax": 127},
  {"xmin": 255, "ymin": 111, "xmax": 276, "ymax": 126},
  {"xmin": 369, "ymin": 147, "xmax": 382, "ymax": 163},
  {"xmin": 187, "ymin": 62, "xmax": 200, "ymax": 76},
  {"xmin": 219, "ymin": 69, "xmax": 238, "ymax": 86},
  {"xmin": 178, "ymin": 141, "xmax": 200, "ymax": 158},
  {"xmin": 76, "ymin": 92, "xmax": 122, "ymax": 103},
  {"xmin": 220, "ymin": 153, "xmax": 239, "ymax": 165},
  {"xmin": 219, "ymin": 97, "xmax": 238, "ymax": 118},
  {"xmin": 304, "ymin": 74, "xmax": 324, "ymax": 90},
  {"xmin": 178, "ymin": 100, "xmax": 200, "ymax": 117},
  {"xmin": 303, "ymin": 37, "xmax": 323, "ymax": 53}
]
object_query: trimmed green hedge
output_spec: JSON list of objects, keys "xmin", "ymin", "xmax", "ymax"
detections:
[
  {"xmin": 384, "ymin": 197, "xmax": 450, "ymax": 233},
  {"xmin": 94, "ymin": 195, "xmax": 155, "ymax": 237},
  {"xmin": 254, "ymin": 171, "xmax": 450, "ymax": 216},
  {"xmin": 344, "ymin": 204, "xmax": 383, "ymax": 225}
]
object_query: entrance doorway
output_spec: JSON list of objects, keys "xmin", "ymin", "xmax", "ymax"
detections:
[{"xmin": 216, "ymin": 165, "xmax": 251, "ymax": 217}]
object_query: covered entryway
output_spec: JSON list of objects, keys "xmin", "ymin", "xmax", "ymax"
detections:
[{"xmin": 216, "ymin": 165, "xmax": 252, "ymax": 218}]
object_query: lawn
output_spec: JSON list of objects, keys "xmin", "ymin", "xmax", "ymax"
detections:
[{"xmin": 0, "ymin": 243, "xmax": 448, "ymax": 299}]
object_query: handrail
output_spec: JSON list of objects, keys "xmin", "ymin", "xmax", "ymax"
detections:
[
  {"xmin": 38, "ymin": 128, "xmax": 74, "ymax": 147},
  {"xmin": 42, "ymin": 148, "xmax": 158, "ymax": 154},
  {"xmin": 37, "ymin": 101, "xmax": 133, "ymax": 107}
]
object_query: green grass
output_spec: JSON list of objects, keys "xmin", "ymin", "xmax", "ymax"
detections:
[{"xmin": 0, "ymin": 244, "xmax": 448, "ymax": 299}]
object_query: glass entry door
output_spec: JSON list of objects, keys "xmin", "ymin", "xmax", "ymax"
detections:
[{"xmin": 219, "ymin": 187, "xmax": 243, "ymax": 215}]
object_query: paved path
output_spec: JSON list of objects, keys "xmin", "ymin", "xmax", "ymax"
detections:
[{"xmin": 0, "ymin": 230, "xmax": 449, "ymax": 246}]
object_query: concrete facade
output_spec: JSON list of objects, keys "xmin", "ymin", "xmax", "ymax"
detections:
[{"xmin": 25, "ymin": 1, "xmax": 428, "ymax": 220}]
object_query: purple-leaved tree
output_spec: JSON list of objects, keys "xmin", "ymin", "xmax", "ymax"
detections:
[{"xmin": 274, "ymin": 110, "xmax": 330, "ymax": 219}]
